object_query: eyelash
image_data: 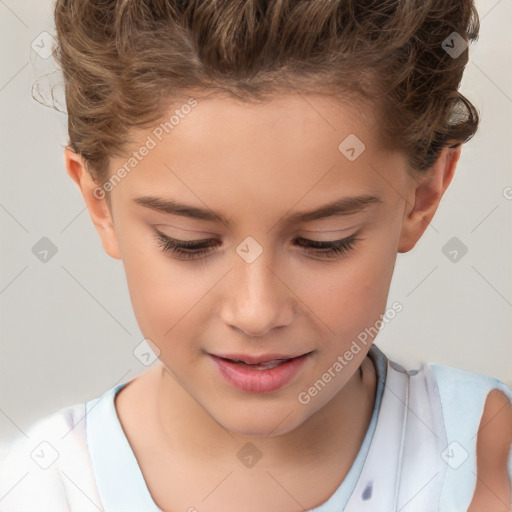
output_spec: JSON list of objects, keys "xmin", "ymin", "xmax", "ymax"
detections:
[{"xmin": 154, "ymin": 230, "xmax": 362, "ymax": 261}]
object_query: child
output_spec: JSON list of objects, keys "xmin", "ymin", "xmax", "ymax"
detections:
[{"xmin": 1, "ymin": 0, "xmax": 511, "ymax": 511}]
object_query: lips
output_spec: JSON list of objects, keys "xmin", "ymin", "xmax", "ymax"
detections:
[
  {"xmin": 212, "ymin": 353, "xmax": 308, "ymax": 364},
  {"xmin": 214, "ymin": 356, "xmax": 290, "ymax": 371},
  {"xmin": 208, "ymin": 352, "xmax": 312, "ymax": 393}
]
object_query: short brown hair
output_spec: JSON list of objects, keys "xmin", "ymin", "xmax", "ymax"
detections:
[{"xmin": 51, "ymin": 0, "xmax": 480, "ymax": 185}]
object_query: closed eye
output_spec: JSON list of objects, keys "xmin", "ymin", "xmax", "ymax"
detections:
[{"xmin": 154, "ymin": 229, "xmax": 363, "ymax": 261}]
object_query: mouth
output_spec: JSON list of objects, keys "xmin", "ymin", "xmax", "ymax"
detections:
[
  {"xmin": 210, "ymin": 352, "xmax": 311, "ymax": 370},
  {"xmin": 207, "ymin": 351, "xmax": 313, "ymax": 393}
]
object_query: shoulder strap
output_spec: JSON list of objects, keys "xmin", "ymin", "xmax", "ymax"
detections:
[
  {"xmin": 346, "ymin": 357, "xmax": 512, "ymax": 511},
  {"xmin": 345, "ymin": 359, "xmax": 450, "ymax": 511},
  {"xmin": 395, "ymin": 362, "xmax": 448, "ymax": 510},
  {"xmin": 345, "ymin": 359, "xmax": 448, "ymax": 511},
  {"xmin": 429, "ymin": 363, "xmax": 512, "ymax": 512}
]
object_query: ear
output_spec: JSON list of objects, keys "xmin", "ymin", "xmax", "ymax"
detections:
[
  {"xmin": 64, "ymin": 146, "xmax": 121, "ymax": 260},
  {"xmin": 398, "ymin": 145, "xmax": 462, "ymax": 253}
]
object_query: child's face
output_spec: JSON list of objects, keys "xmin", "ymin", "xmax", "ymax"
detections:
[{"xmin": 77, "ymin": 94, "xmax": 434, "ymax": 436}]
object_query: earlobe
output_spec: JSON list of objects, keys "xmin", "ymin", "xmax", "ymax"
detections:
[
  {"xmin": 398, "ymin": 145, "xmax": 462, "ymax": 253},
  {"xmin": 64, "ymin": 147, "xmax": 122, "ymax": 260}
]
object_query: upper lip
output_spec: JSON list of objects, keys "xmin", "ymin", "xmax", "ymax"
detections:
[{"xmin": 209, "ymin": 352, "xmax": 312, "ymax": 364}]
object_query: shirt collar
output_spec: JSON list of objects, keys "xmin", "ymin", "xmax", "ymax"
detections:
[{"xmin": 86, "ymin": 383, "xmax": 163, "ymax": 512}]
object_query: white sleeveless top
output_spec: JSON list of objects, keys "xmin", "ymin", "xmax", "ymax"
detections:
[{"xmin": 1, "ymin": 344, "xmax": 511, "ymax": 511}]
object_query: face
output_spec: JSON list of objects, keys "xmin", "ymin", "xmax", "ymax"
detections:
[{"xmin": 72, "ymin": 93, "xmax": 431, "ymax": 437}]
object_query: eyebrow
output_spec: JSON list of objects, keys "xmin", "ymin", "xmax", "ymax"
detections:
[{"xmin": 133, "ymin": 194, "xmax": 382, "ymax": 227}]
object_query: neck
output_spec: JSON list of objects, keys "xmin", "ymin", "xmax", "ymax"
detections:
[{"xmin": 156, "ymin": 355, "xmax": 376, "ymax": 469}]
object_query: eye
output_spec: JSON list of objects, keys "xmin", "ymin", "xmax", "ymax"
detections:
[
  {"xmin": 154, "ymin": 229, "xmax": 363, "ymax": 261},
  {"xmin": 295, "ymin": 229, "xmax": 362, "ymax": 259},
  {"xmin": 154, "ymin": 231, "xmax": 219, "ymax": 260}
]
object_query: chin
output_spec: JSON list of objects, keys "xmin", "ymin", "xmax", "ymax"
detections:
[{"xmin": 213, "ymin": 405, "xmax": 306, "ymax": 438}]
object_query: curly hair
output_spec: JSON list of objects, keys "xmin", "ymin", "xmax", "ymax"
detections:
[{"xmin": 51, "ymin": 0, "xmax": 480, "ymax": 187}]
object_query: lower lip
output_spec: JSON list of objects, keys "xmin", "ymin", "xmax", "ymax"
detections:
[{"xmin": 208, "ymin": 353, "xmax": 311, "ymax": 393}]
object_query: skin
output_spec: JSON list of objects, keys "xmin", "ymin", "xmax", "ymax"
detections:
[{"xmin": 64, "ymin": 93, "xmax": 511, "ymax": 511}]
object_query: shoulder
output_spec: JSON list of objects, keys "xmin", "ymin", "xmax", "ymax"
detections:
[
  {"xmin": 425, "ymin": 363, "xmax": 512, "ymax": 510},
  {"xmin": 0, "ymin": 402, "xmax": 102, "ymax": 511},
  {"xmin": 468, "ymin": 388, "xmax": 512, "ymax": 511},
  {"xmin": 427, "ymin": 362, "xmax": 512, "ymax": 423}
]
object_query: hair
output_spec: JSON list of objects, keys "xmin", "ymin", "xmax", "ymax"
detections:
[{"xmin": 50, "ymin": 0, "xmax": 480, "ymax": 190}]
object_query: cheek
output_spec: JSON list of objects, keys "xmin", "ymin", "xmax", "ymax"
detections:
[
  {"xmin": 117, "ymin": 227, "xmax": 208, "ymax": 345},
  {"xmin": 298, "ymin": 232, "xmax": 397, "ymax": 344}
]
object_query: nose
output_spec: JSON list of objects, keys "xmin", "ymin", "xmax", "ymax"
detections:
[{"xmin": 220, "ymin": 246, "xmax": 294, "ymax": 338}]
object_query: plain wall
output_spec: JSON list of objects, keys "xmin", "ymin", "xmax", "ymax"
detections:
[{"xmin": 1, "ymin": 0, "xmax": 511, "ymax": 444}]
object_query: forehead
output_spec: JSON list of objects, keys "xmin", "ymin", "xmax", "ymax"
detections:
[
  {"xmin": 161, "ymin": 92, "xmax": 378, "ymax": 149},
  {"xmin": 116, "ymin": 93, "xmax": 383, "ymax": 170},
  {"xmin": 109, "ymin": 93, "xmax": 407, "ymax": 216}
]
